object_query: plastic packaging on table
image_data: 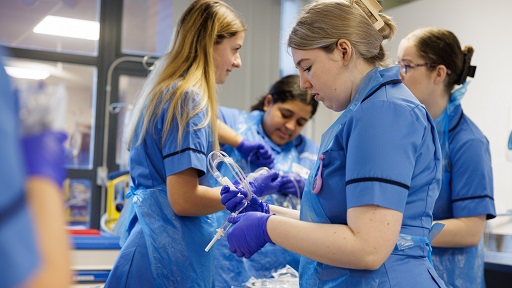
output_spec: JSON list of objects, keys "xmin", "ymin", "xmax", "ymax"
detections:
[{"xmin": 234, "ymin": 265, "xmax": 299, "ymax": 288}]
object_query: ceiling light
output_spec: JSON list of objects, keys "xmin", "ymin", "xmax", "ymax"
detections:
[
  {"xmin": 33, "ymin": 15, "xmax": 99, "ymax": 40},
  {"xmin": 5, "ymin": 66, "xmax": 50, "ymax": 80}
]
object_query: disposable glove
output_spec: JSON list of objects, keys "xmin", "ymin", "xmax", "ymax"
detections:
[
  {"xmin": 229, "ymin": 170, "xmax": 282, "ymax": 197},
  {"xmin": 22, "ymin": 130, "xmax": 67, "ymax": 186},
  {"xmin": 227, "ymin": 212, "xmax": 274, "ymax": 259},
  {"xmin": 247, "ymin": 170, "xmax": 282, "ymax": 197},
  {"xmin": 236, "ymin": 139, "xmax": 274, "ymax": 169},
  {"xmin": 220, "ymin": 185, "xmax": 270, "ymax": 214},
  {"xmin": 278, "ymin": 172, "xmax": 305, "ymax": 198}
]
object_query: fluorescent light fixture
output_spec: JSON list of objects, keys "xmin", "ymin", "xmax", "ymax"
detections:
[
  {"xmin": 33, "ymin": 15, "xmax": 99, "ymax": 40},
  {"xmin": 5, "ymin": 66, "xmax": 50, "ymax": 80}
]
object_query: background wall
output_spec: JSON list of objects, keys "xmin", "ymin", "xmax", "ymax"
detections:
[
  {"xmin": 172, "ymin": 0, "xmax": 282, "ymax": 111},
  {"xmin": 385, "ymin": 0, "xmax": 512, "ymax": 231}
]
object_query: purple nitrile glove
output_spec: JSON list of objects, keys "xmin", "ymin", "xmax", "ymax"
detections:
[
  {"xmin": 220, "ymin": 185, "xmax": 270, "ymax": 214},
  {"xmin": 22, "ymin": 130, "xmax": 67, "ymax": 186},
  {"xmin": 278, "ymin": 172, "xmax": 305, "ymax": 198},
  {"xmin": 236, "ymin": 139, "xmax": 275, "ymax": 169},
  {"xmin": 227, "ymin": 212, "xmax": 274, "ymax": 259},
  {"xmin": 248, "ymin": 170, "xmax": 282, "ymax": 197}
]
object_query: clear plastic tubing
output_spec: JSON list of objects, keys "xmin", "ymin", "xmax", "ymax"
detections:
[{"xmin": 205, "ymin": 151, "xmax": 252, "ymax": 252}]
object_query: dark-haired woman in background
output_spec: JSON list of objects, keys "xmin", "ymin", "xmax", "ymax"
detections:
[{"xmin": 215, "ymin": 74, "xmax": 318, "ymax": 287}]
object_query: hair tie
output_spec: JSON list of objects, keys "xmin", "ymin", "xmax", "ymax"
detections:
[
  {"xmin": 455, "ymin": 52, "xmax": 477, "ymax": 85},
  {"xmin": 360, "ymin": 0, "xmax": 384, "ymax": 30}
]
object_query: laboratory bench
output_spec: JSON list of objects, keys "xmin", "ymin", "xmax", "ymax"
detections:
[
  {"xmin": 485, "ymin": 232, "xmax": 512, "ymax": 288},
  {"xmin": 64, "ymin": 230, "xmax": 511, "ymax": 287},
  {"xmin": 69, "ymin": 230, "xmax": 120, "ymax": 288}
]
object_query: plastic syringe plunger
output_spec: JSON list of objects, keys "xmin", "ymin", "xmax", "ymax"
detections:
[
  {"xmin": 205, "ymin": 229, "xmax": 222, "ymax": 252},
  {"xmin": 204, "ymin": 200, "xmax": 247, "ymax": 252},
  {"xmin": 204, "ymin": 219, "xmax": 232, "ymax": 252}
]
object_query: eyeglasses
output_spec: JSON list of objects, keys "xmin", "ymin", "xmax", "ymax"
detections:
[{"xmin": 396, "ymin": 61, "xmax": 452, "ymax": 76}]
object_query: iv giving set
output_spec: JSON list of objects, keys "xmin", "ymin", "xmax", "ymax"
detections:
[{"xmin": 205, "ymin": 151, "xmax": 270, "ymax": 252}]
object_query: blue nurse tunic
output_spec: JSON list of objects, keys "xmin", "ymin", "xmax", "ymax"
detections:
[
  {"xmin": 105, "ymin": 86, "xmax": 216, "ymax": 288},
  {"xmin": 431, "ymin": 103, "xmax": 496, "ymax": 288},
  {"xmin": 299, "ymin": 66, "xmax": 446, "ymax": 287}
]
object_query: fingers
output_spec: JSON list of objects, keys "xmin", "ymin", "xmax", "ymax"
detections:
[
  {"xmin": 250, "ymin": 155, "xmax": 274, "ymax": 168},
  {"xmin": 220, "ymin": 185, "xmax": 248, "ymax": 212},
  {"xmin": 227, "ymin": 214, "xmax": 242, "ymax": 224},
  {"xmin": 266, "ymin": 170, "xmax": 281, "ymax": 183},
  {"xmin": 278, "ymin": 173, "xmax": 305, "ymax": 196},
  {"xmin": 249, "ymin": 146, "xmax": 274, "ymax": 168}
]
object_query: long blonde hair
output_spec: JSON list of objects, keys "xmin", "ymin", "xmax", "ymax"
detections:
[{"xmin": 126, "ymin": 0, "xmax": 246, "ymax": 151}]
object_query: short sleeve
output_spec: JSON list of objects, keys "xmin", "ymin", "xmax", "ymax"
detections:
[
  {"xmin": 451, "ymin": 136, "xmax": 495, "ymax": 219},
  {"xmin": 218, "ymin": 106, "xmax": 242, "ymax": 130},
  {"xmin": 345, "ymin": 101, "xmax": 424, "ymax": 213},
  {"xmin": 160, "ymin": 92, "xmax": 211, "ymax": 178}
]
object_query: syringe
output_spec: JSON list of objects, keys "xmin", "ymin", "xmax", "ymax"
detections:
[
  {"xmin": 205, "ymin": 173, "xmax": 245, "ymax": 252},
  {"xmin": 204, "ymin": 201, "xmax": 246, "ymax": 252},
  {"xmin": 205, "ymin": 151, "xmax": 253, "ymax": 252}
]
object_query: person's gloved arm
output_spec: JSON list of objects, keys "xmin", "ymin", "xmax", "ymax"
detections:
[
  {"xmin": 220, "ymin": 185, "xmax": 270, "ymax": 214},
  {"xmin": 22, "ymin": 130, "xmax": 67, "ymax": 186},
  {"xmin": 220, "ymin": 170, "xmax": 281, "ymax": 213},
  {"xmin": 278, "ymin": 172, "xmax": 305, "ymax": 198},
  {"xmin": 248, "ymin": 170, "xmax": 282, "ymax": 197},
  {"xmin": 227, "ymin": 212, "xmax": 274, "ymax": 258},
  {"xmin": 236, "ymin": 139, "xmax": 274, "ymax": 169}
]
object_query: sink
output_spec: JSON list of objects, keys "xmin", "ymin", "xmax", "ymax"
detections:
[{"xmin": 484, "ymin": 211, "xmax": 512, "ymax": 266}]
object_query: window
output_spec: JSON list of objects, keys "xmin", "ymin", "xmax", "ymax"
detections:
[{"xmin": 0, "ymin": 0, "xmax": 100, "ymax": 56}]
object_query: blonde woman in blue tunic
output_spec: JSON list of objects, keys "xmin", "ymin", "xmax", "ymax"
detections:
[
  {"xmin": 103, "ymin": 1, "xmax": 257, "ymax": 287},
  {"xmin": 219, "ymin": 1, "xmax": 447, "ymax": 287}
]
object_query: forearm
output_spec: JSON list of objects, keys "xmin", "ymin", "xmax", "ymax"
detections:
[
  {"xmin": 266, "ymin": 205, "xmax": 401, "ymax": 270},
  {"xmin": 167, "ymin": 168, "xmax": 227, "ymax": 216},
  {"xmin": 187, "ymin": 185, "xmax": 226, "ymax": 216},
  {"xmin": 24, "ymin": 177, "xmax": 72, "ymax": 288},
  {"xmin": 266, "ymin": 216, "xmax": 386, "ymax": 270},
  {"xmin": 217, "ymin": 119, "xmax": 242, "ymax": 148},
  {"xmin": 269, "ymin": 204, "xmax": 300, "ymax": 220},
  {"xmin": 431, "ymin": 215, "xmax": 486, "ymax": 247},
  {"xmin": 170, "ymin": 184, "xmax": 225, "ymax": 216}
]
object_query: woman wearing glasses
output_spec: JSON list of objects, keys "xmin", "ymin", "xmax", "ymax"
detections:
[{"xmin": 397, "ymin": 27, "xmax": 496, "ymax": 288}]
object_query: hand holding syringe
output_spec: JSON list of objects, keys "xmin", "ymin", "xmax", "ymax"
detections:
[
  {"xmin": 205, "ymin": 151, "xmax": 254, "ymax": 252},
  {"xmin": 204, "ymin": 182, "xmax": 247, "ymax": 252}
]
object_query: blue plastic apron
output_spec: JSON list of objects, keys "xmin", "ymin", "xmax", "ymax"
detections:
[{"xmin": 114, "ymin": 185, "xmax": 216, "ymax": 287}]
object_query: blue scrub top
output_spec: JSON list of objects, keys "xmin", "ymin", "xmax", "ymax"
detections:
[
  {"xmin": 219, "ymin": 107, "xmax": 318, "ymax": 175},
  {"xmin": 431, "ymin": 104, "xmax": 496, "ymax": 288},
  {"xmin": 129, "ymin": 90, "xmax": 213, "ymax": 189},
  {"xmin": 106, "ymin": 86, "xmax": 216, "ymax": 288},
  {"xmin": 433, "ymin": 104, "xmax": 495, "ymax": 221},
  {"xmin": 299, "ymin": 66, "xmax": 445, "ymax": 287},
  {"xmin": 215, "ymin": 107, "xmax": 318, "ymax": 287},
  {"xmin": 0, "ymin": 48, "xmax": 40, "ymax": 288}
]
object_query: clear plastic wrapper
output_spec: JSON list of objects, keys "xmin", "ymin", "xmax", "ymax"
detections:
[{"xmin": 234, "ymin": 265, "xmax": 299, "ymax": 288}]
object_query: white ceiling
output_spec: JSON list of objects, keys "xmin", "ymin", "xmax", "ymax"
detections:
[{"xmin": 0, "ymin": 0, "xmax": 419, "ymax": 87}]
